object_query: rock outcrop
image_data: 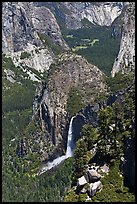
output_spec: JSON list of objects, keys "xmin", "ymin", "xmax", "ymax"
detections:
[
  {"xmin": 75, "ymin": 162, "xmax": 109, "ymax": 199},
  {"xmin": 2, "ymin": 2, "xmax": 41, "ymax": 54},
  {"xmin": 31, "ymin": 4, "xmax": 68, "ymax": 49},
  {"xmin": 78, "ymin": 176, "xmax": 88, "ymax": 187},
  {"xmin": 87, "ymin": 181, "xmax": 102, "ymax": 198},
  {"xmin": 87, "ymin": 169, "xmax": 101, "ymax": 182},
  {"xmin": 111, "ymin": 2, "xmax": 135, "ymax": 77},
  {"xmin": 32, "ymin": 52, "xmax": 107, "ymax": 161},
  {"xmin": 2, "ymin": 2, "xmax": 68, "ymax": 72},
  {"xmin": 10, "ymin": 44, "xmax": 54, "ymax": 73}
]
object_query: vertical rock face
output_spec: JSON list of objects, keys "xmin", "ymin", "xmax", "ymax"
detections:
[
  {"xmin": 72, "ymin": 104, "xmax": 99, "ymax": 146},
  {"xmin": 2, "ymin": 2, "xmax": 41, "ymax": 54},
  {"xmin": 31, "ymin": 5, "xmax": 69, "ymax": 49},
  {"xmin": 63, "ymin": 2, "xmax": 125, "ymax": 28},
  {"xmin": 2, "ymin": 2, "xmax": 68, "ymax": 54},
  {"xmin": 111, "ymin": 2, "xmax": 135, "ymax": 77},
  {"xmin": 2, "ymin": 2, "xmax": 68, "ymax": 72}
]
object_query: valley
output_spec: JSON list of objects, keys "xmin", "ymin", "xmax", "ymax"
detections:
[
  {"xmin": 2, "ymin": 2, "xmax": 135, "ymax": 202},
  {"xmin": 63, "ymin": 26, "xmax": 121, "ymax": 75}
]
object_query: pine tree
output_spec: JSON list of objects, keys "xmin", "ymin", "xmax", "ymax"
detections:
[
  {"xmin": 98, "ymin": 106, "xmax": 113, "ymax": 157},
  {"xmin": 72, "ymin": 138, "xmax": 88, "ymax": 182}
]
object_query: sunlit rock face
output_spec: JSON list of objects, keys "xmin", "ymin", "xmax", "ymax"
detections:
[
  {"xmin": 2, "ymin": 2, "xmax": 68, "ymax": 72},
  {"xmin": 63, "ymin": 2, "xmax": 125, "ymax": 28},
  {"xmin": 2, "ymin": 2, "xmax": 68, "ymax": 53},
  {"xmin": 111, "ymin": 2, "xmax": 135, "ymax": 77},
  {"xmin": 2, "ymin": 2, "xmax": 41, "ymax": 54},
  {"xmin": 37, "ymin": 2, "xmax": 125, "ymax": 29},
  {"xmin": 31, "ymin": 5, "xmax": 69, "ymax": 49}
]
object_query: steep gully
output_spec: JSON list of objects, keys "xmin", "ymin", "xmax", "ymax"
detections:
[{"xmin": 37, "ymin": 116, "xmax": 75, "ymax": 175}]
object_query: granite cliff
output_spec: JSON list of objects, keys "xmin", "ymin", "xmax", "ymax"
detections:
[
  {"xmin": 2, "ymin": 2, "xmax": 68, "ymax": 73},
  {"xmin": 111, "ymin": 2, "xmax": 135, "ymax": 77},
  {"xmin": 35, "ymin": 2, "xmax": 126, "ymax": 29},
  {"xmin": 31, "ymin": 52, "xmax": 107, "ymax": 161}
]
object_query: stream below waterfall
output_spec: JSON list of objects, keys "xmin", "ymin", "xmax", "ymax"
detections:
[{"xmin": 37, "ymin": 116, "xmax": 75, "ymax": 175}]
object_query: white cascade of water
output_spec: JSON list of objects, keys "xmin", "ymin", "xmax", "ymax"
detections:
[
  {"xmin": 38, "ymin": 116, "xmax": 75, "ymax": 175},
  {"xmin": 65, "ymin": 116, "xmax": 75, "ymax": 158}
]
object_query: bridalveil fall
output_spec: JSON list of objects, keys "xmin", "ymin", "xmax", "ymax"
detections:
[{"xmin": 38, "ymin": 116, "xmax": 75, "ymax": 175}]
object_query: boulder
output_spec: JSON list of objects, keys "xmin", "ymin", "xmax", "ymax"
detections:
[
  {"xmin": 99, "ymin": 163, "xmax": 109, "ymax": 173},
  {"xmin": 87, "ymin": 181, "xmax": 102, "ymax": 198},
  {"xmin": 87, "ymin": 169, "xmax": 101, "ymax": 182},
  {"xmin": 80, "ymin": 183, "xmax": 90, "ymax": 194},
  {"xmin": 84, "ymin": 172, "xmax": 90, "ymax": 183},
  {"xmin": 77, "ymin": 175, "xmax": 88, "ymax": 186},
  {"xmin": 76, "ymin": 175, "xmax": 88, "ymax": 193}
]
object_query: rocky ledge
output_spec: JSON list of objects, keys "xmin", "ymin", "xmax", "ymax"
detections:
[{"xmin": 74, "ymin": 162, "xmax": 109, "ymax": 199}]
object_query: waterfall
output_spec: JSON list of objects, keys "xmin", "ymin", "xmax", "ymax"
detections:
[
  {"xmin": 66, "ymin": 116, "xmax": 75, "ymax": 158},
  {"xmin": 37, "ymin": 116, "xmax": 75, "ymax": 175}
]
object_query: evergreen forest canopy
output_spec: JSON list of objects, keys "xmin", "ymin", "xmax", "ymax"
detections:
[
  {"xmin": 64, "ymin": 81, "xmax": 135, "ymax": 202},
  {"xmin": 62, "ymin": 25, "xmax": 121, "ymax": 76},
  {"xmin": 2, "ymin": 51, "xmax": 135, "ymax": 201}
]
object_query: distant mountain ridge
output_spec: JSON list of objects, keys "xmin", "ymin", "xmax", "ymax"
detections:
[{"xmin": 34, "ymin": 2, "xmax": 126, "ymax": 29}]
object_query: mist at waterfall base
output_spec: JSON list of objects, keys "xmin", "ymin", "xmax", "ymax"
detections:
[{"xmin": 38, "ymin": 116, "xmax": 75, "ymax": 175}]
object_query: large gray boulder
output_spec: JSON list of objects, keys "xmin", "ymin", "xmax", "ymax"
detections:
[
  {"xmin": 87, "ymin": 180, "xmax": 102, "ymax": 198},
  {"xmin": 87, "ymin": 169, "xmax": 101, "ymax": 183},
  {"xmin": 98, "ymin": 163, "xmax": 109, "ymax": 174},
  {"xmin": 76, "ymin": 175, "xmax": 88, "ymax": 193},
  {"xmin": 77, "ymin": 175, "xmax": 88, "ymax": 186},
  {"xmin": 80, "ymin": 183, "xmax": 90, "ymax": 194}
]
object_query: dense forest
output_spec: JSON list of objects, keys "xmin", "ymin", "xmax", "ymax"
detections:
[
  {"xmin": 2, "ymin": 54, "xmax": 73, "ymax": 201},
  {"xmin": 64, "ymin": 76, "xmax": 135, "ymax": 202},
  {"xmin": 62, "ymin": 25, "xmax": 121, "ymax": 76},
  {"xmin": 2, "ymin": 51, "xmax": 135, "ymax": 201}
]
